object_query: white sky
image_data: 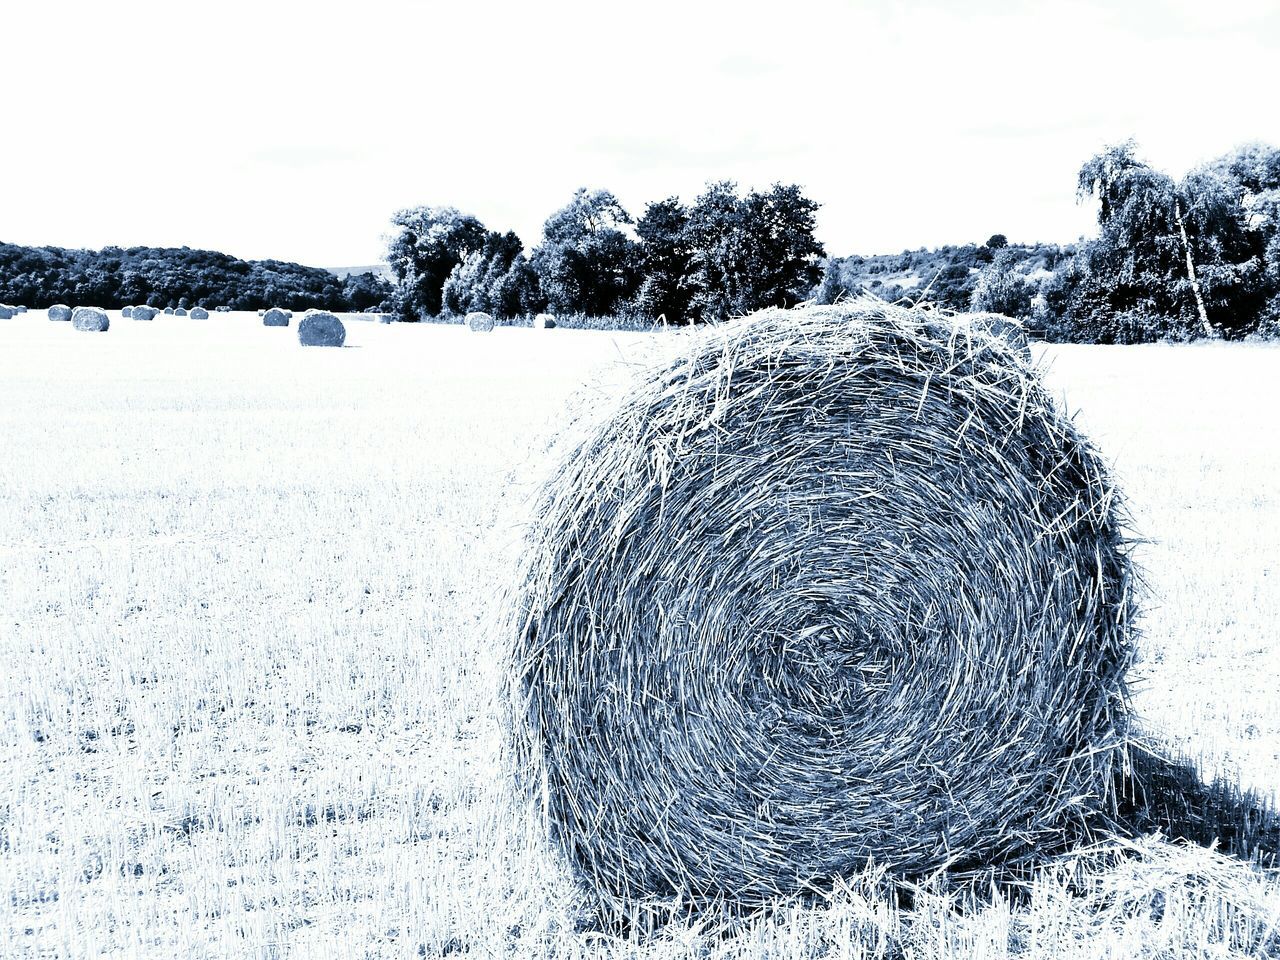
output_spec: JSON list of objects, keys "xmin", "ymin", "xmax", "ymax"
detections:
[{"xmin": 3, "ymin": 0, "xmax": 1278, "ymax": 267}]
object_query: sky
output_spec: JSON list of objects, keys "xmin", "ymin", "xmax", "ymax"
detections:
[{"xmin": 3, "ymin": 0, "xmax": 1279, "ymax": 268}]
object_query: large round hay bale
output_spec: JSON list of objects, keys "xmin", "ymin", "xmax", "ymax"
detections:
[
  {"xmin": 163, "ymin": 307, "xmax": 174, "ymax": 315},
  {"xmin": 71, "ymin": 307, "xmax": 109, "ymax": 332},
  {"xmin": 174, "ymin": 307, "xmax": 188, "ymax": 317},
  {"xmin": 48, "ymin": 304, "xmax": 73, "ymax": 321},
  {"xmin": 508, "ymin": 300, "xmax": 1134, "ymax": 911},
  {"xmin": 465, "ymin": 311, "xmax": 494, "ymax": 332},
  {"xmin": 0, "ymin": 306, "xmax": 15, "ymax": 320},
  {"xmin": 132, "ymin": 306, "xmax": 158, "ymax": 321},
  {"xmin": 297, "ymin": 311, "xmax": 346, "ymax": 346},
  {"xmin": 16, "ymin": 305, "xmax": 27, "ymax": 313},
  {"xmin": 534, "ymin": 312, "xmax": 557, "ymax": 330},
  {"xmin": 121, "ymin": 306, "xmax": 133, "ymax": 318},
  {"xmin": 190, "ymin": 307, "xmax": 209, "ymax": 319},
  {"xmin": 262, "ymin": 307, "xmax": 289, "ymax": 327}
]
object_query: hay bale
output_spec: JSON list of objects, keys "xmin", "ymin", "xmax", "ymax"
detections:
[
  {"xmin": 174, "ymin": 307, "xmax": 188, "ymax": 317},
  {"xmin": 465, "ymin": 311, "xmax": 494, "ymax": 332},
  {"xmin": 534, "ymin": 312, "xmax": 557, "ymax": 330},
  {"xmin": 258, "ymin": 309, "xmax": 266, "ymax": 317},
  {"xmin": 297, "ymin": 311, "xmax": 346, "ymax": 347},
  {"xmin": 163, "ymin": 307, "xmax": 174, "ymax": 315},
  {"xmin": 121, "ymin": 306, "xmax": 133, "ymax": 318},
  {"xmin": 71, "ymin": 307, "xmax": 109, "ymax": 332},
  {"xmin": 0, "ymin": 306, "xmax": 14, "ymax": 320},
  {"xmin": 508, "ymin": 299, "xmax": 1134, "ymax": 911},
  {"xmin": 262, "ymin": 307, "xmax": 289, "ymax": 327},
  {"xmin": 48, "ymin": 304, "xmax": 73, "ymax": 321},
  {"xmin": 216, "ymin": 305, "xmax": 231, "ymax": 312},
  {"xmin": 16, "ymin": 305, "xmax": 27, "ymax": 313},
  {"xmin": 190, "ymin": 307, "xmax": 209, "ymax": 319},
  {"xmin": 132, "ymin": 306, "xmax": 158, "ymax": 321}
]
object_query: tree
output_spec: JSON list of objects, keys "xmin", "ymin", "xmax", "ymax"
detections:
[
  {"xmin": 531, "ymin": 189, "xmax": 641, "ymax": 316},
  {"xmin": 1068, "ymin": 142, "xmax": 1206, "ymax": 342},
  {"xmin": 683, "ymin": 181, "xmax": 825, "ymax": 322},
  {"xmin": 971, "ymin": 250, "xmax": 1033, "ymax": 318},
  {"xmin": 441, "ymin": 230, "xmax": 528, "ymax": 317},
  {"xmin": 985, "ymin": 234, "xmax": 1009, "ymax": 250},
  {"xmin": 343, "ymin": 271, "xmax": 392, "ymax": 311},
  {"xmin": 630, "ymin": 197, "xmax": 693, "ymax": 322},
  {"xmin": 386, "ymin": 206, "xmax": 488, "ymax": 319}
]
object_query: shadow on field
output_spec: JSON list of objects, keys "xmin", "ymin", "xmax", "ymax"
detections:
[{"xmin": 1117, "ymin": 745, "xmax": 1280, "ymax": 867}]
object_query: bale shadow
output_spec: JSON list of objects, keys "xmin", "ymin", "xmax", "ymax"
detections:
[{"xmin": 1116, "ymin": 745, "xmax": 1280, "ymax": 867}]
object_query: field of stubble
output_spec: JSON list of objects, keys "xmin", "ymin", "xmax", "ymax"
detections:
[{"xmin": 1, "ymin": 311, "xmax": 1277, "ymax": 958}]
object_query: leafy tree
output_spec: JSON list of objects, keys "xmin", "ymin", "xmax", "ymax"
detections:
[
  {"xmin": 343, "ymin": 271, "xmax": 392, "ymax": 311},
  {"xmin": 971, "ymin": 250, "xmax": 1033, "ymax": 318},
  {"xmin": 531, "ymin": 189, "xmax": 641, "ymax": 316},
  {"xmin": 630, "ymin": 197, "xmax": 693, "ymax": 322},
  {"xmin": 441, "ymin": 230, "xmax": 527, "ymax": 317},
  {"xmin": 683, "ymin": 181, "xmax": 824, "ymax": 322},
  {"xmin": 386, "ymin": 206, "xmax": 488, "ymax": 319},
  {"xmin": 985, "ymin": 234, "xmax": 1009, "ymax": 250},
  {"xmin": 1061, "ymin": 141, "xmax": 1268, "ymax": 342}
]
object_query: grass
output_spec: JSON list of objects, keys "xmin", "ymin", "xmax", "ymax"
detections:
[{"xmin": 0, "ymin": 311, "xmax": 1277, "ymax": 957}]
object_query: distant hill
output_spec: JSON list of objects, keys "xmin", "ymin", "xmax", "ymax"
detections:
[
  {"xmin": 820, "ymin": 241, "xmax": 1074, "ymax": 311},
  {"xmin": 0, "ymin": 241, "xmax": 391, "ymax": 311},
  {"xmin": 326, "ymin": 264, "xmax": 395, "ymax": 281}
]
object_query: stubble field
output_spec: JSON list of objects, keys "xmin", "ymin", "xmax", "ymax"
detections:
[{"xmin": 1, "ymin": 311, "xmax": 1278, "ymax": 958}]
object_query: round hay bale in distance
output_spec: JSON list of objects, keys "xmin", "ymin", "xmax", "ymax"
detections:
[
  {"xmin": 508, "ymin": 300, "xmax": 1135, "ymax": 911},
  {"xmin": 71, "ymin": 307, "xmax": 109, "ymax": 332},
  {"xmin": 174, "ymin": 307, "xmax": 187, "ymax": 317},
  {"xmin": 534, "ymin": 312, "xmax": 557, "ymax": 330},
  {"xmin": 163, "ymin": 307, "xmax": 174, "ymax": 315},
  {"xmin": 16, "ymin": 305, "xmax": 28, "ymax": 313},
  {"xmin": 121, "ymin": 306, "xmax": 133, "ymax": 318},
  {"xmin": 0, "ymin": 305, "xmax": 14, "ymax": 320},
  {"xmin": 189, "ymin": 307, "xmax": 209, "ymax": 319},
  {"xmin": 465, "ymin": 311, "xmax": 494, "ymax": 332},
  {"xmin": 262, "ymin": 307, "xmax": 289, "ymax": 327},
  {"xmin": 132, "ymin": 305, "xmax": 158, "ymax": 321},
  {"xmin": 48, "ymin": 304, "xmax": 73, "ymax": 321},
  {"xmin": 297, "ymin": 311, "xmax": 345, "ymax": 347}
]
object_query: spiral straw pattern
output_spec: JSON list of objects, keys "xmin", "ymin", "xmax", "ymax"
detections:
[{"xmin": 508, "ymin": 300, "xmax": 1134, "ymax": 910}]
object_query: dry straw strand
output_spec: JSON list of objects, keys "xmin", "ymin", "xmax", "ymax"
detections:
[{"xmin": 506, "ymin": 299, "xmax": 1135, "ymax": 914}]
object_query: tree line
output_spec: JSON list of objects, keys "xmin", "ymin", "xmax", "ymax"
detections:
[
  {"xmin": 385, "ymin": 182, "xmax": 825, "ymax": 325},
  {"xmin": 821, "ymin": 141, "xmax": 1280, "ymax": 343},
  {"xmin": 5, "ymin": 140, "xmax": 1279, "ymax": 342},
  {"xmin": 0, "ymin": 243, "xmax": 392, "ymax": 312}
]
